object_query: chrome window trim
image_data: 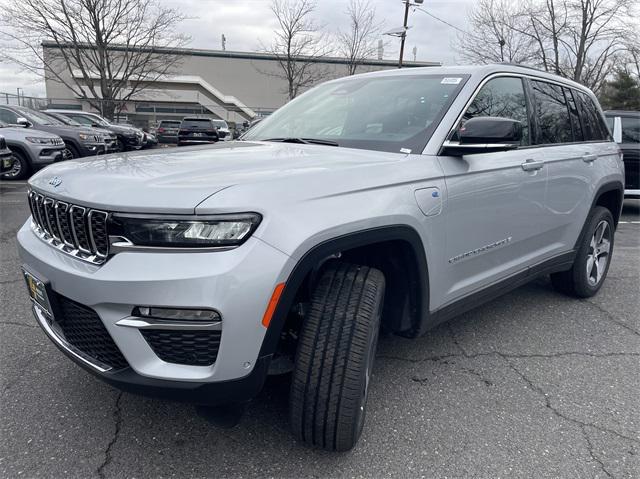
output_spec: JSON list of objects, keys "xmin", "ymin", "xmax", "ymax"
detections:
[{"xmin": 440, "ymin": 71, "xmax": 604, "ymax": 152}]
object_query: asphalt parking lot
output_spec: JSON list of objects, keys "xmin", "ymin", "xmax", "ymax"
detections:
[{"xmin": 1, "ymin": 180, "xmax": 638, "ymax": 478}]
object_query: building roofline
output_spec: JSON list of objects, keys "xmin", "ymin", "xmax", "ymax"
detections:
[{"xmin": 41, "ymin": 40, "xmax": 440, "ymax": 68}]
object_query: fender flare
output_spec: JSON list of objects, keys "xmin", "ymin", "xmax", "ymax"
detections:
[
  {"xmin": 257, "ymin": 225, "xmax": 430, "ymax": 358},
  {"xmin": 573, "ymin": 181, "xmax": 624, "ymax": 251}
]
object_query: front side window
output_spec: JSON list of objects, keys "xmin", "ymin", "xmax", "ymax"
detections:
[
  {"xmin": 68, "ymin": 114, "xmax": 94, "ymax": 126},
  {"xmin": 244, "ymin": 74, "xmax": 469, "ymax": 154},
  {"xmin": 621, "ymin": 116, "xmax": 640, "ymax": 143},
  {"xmin": 530, "ymin": 80, "xmax": 572, "ymax": 144},
  {"xmin": 0, "ymin": 108, "xmax": 18, "ymax": 124},
  {"xmin": 461, "ymin": 76, "xmax": 530, "ymax": 145}
]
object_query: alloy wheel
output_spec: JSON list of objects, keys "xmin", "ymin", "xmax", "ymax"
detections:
[{"xmin": 586, "ymin": 220, "xmax": 611, "ymax": 286}]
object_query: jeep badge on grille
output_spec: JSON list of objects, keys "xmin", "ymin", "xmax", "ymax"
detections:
[{"xmin": 48, "ymin": 176, "xmax": 62, "ymax": 187}]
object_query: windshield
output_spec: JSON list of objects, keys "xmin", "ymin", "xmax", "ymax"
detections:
[
  {"xmin": 212, "ymin": 120, "xmax": 228, "ymax": 129},
  {"xmin": 244, "ymin": 74, "xmax": 469, "ymax": 153},
  {"xmin": 50, "ymin": 113, "xmax": 82, "ymax": 126},
  {"xmin": 81, "ymin": 114, "xmax": 110, "ymax": 126},
  {"xmin": 17, "ymin": 107, "xmax": 63, "ymax": 126}
]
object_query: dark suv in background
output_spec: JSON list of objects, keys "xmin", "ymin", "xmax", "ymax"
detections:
[
  {"xmin": 44, "ymin": 109, "xmax": 145, "ymax": 151},
  {"xmin": 606, "ymin": 111, "xmax": 639, "ymax": 198},
  {"xmin": 0, "ymin": 105, "xmax": 106, "ymax": 159},
  {"xmin": 177, "ymin": 117, "xmax": 219, "ymax": 146},
  {"xmin": 156, "ymin": 120, "xmax": 181, "ymax": 143},
  {"xmin": 45, "ymin": 111, "xmax": 118, "ymax": 153}
]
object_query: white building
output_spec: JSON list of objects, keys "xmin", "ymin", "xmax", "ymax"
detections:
[{"xmin": 42, "ymin": 41, "xmax": 439, "ymax": 128}]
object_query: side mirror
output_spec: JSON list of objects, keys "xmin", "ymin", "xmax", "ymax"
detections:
[
  {"xmin": 16, "ymin": 117, "xmax": 32, "ymax": 128},
  {"xmin": 442, "ymin": 117, "xmax": 522, "ymax": 156},
  {"xmin": 612, "ymin": 117, "xmax": 622, "ymax": 144}
]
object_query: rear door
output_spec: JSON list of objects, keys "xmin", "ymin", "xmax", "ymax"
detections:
[
  {"xmin": 620, "ymin": 115, "xmax": 640, "ymax": 194},
  {"xmin": 539, "ymin": 83, "xmax": 615, "ymax": 253},
  {"xmin": 438, "ymin": 76, "xmax": 549, "ymax": 302}
]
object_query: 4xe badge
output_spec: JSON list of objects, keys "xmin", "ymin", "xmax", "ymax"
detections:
[{"xmin": 48, "ymin": 176, "xmax": 62, "ymax": 188}]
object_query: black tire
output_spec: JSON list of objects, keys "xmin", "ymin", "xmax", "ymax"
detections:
[
  {"xmin": 1, "ymin": 149, "xmax": 29, "ymax": 180},
  {"xmin": 65, "ymin": 143, "xmax": 80, "ymax": 159},
  {"xmin": 116, "ymin": 138, "xmax": 126, "ymax": 152},
  {"xmin": 551, "ymin": 206, "xmax": 614, "ymax": 298},
  {"xmin": 290, "ymin": 261, "xmax": 385, "ymax": 452}
]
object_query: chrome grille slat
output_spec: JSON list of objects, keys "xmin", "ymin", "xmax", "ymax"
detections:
[
  {"xmin": 27, "ymin": 190, "xmax": 109, "ymax": 265},
  {"xmin": 43, "ymin": 198, "xmax": 61, "ymax": 241}
]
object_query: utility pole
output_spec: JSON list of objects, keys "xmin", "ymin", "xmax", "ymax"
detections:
[{"xmin": 398, "ymin": 0, "xmax": 410, "ymax": 68}]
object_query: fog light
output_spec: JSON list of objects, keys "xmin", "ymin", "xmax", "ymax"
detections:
[{"xmin": 133, "ymin": 306, "xmax": 220, "ymax": 321}]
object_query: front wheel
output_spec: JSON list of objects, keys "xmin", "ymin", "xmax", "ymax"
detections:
[
  {"xmin": 551, "ymin": 206, "xmax": 614, "ymax": 297},
  {"xmin": 1, "ymin": 150, "xmax": 29, "ymax": 180},
  {"xmin": 289, "ymin": 262, "xmax": 385, "ymax": 452}
]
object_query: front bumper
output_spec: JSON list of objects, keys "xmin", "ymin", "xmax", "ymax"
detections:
[
  {"xmin": 18, "ymin": 220, "xmax": 293, "ymax": 402},
  {"xmin": 78, "ymin": 142, "xmax": 107, "ymax": 156}
]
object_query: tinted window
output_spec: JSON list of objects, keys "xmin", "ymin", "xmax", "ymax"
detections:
[
  {"xmin": 621, "ymin": 116, "xmax": 640, "ymax": 143},
  {"xmin": 0, "ymin": 108, "xmax": 18, "ymax": 124},
  {"xmin": 244, "ymin": 74, "xmax": 468, "ymax": 154},
  {"xmin": 530, "ymin": 80, "xmax": 572, "ymax": 144},
  {"xmin": 68, "ymin": 114, "xmax": 94, "ymax": 126},
  {"xmin": 159, "ymin": 121, "xmax": 180, "ymax": 127},
  {"xmin": 575, "ymin": 92, "xmax": 608, "ymax": 141},
  {"xmin": 564, "ymin": 88, "xmax": 584, "ymax": 142},
  {"xmin": 462, "ymin": 77, "xmax": 530, "ymax": 145},
  {"xmin": 181, "ymin": 119, "xmax": 213, "ymax": 129}
]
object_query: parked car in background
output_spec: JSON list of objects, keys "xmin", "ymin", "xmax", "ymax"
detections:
[
  {"xmin": 212, "ymin": 119, "xmax": 231, "ymax": 141},
  {"xmin": 142, "ymin": 131, "xmax": 158, "ymax": 149},
  {"xmin": 44, "ymin": 109, "xmax": 145, "ymax": 151},
  {"xmin": 17, "ymin": 65, "xmax": 623, "ymax": 451},
  {"xmin": 44, "ymin": 111, "xmax": 118, "ymax": 153},
  {"xmin": 0, "ymin": 135, "xmax": 14, "ymax": 175},
  {"xmin": 156, "ymin": 120, "xmax": 181, "ymax": 143},
  {"xmin": 0, "ymin": 106, "xmax": 108, "ymax": 160},
  {"xmin": 0, "ymin": 120, "xmax": 66, "ymax": 180},
  {"xmin": 605, "ymin": 111, "xmax": 639, "ymax": 198},
  {"xmin": 177, "ymin": 117, "xmax": 219, "ymax": 146}
]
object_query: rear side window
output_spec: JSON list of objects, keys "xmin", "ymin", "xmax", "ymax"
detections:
[
  {"xmin": 564, "ymin": 88, "xmax": 584, "ymax": 142},
  {"xmin": 575, "ymin": 92, "xmax": 609, "ymax": 141},
  {"xmin": 462, "ymin": 76, "xmax": 530, "ymax": 145},
  {"xmin": 530, "ymin": 80, "xmax": 572, "ymax": 144},
  {"xmin": 181, "ymin": 119, "xmax": 212, "ymax": 129},
  {"xmin": 621, "ymin": 116, "xmax": 640, "ymax": 143}
]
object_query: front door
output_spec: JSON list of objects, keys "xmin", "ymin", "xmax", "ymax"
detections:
[{"xmin": 438, "ymin": 76, "xmax": 549, "ymax": 303}]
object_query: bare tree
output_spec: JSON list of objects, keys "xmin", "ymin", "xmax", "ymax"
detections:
[
  {"xmin": 262, "ymin": 0, "xmax": 332, "ymax": 100},
  {"xmin": 455, "ymin": 0, "xmax": 536, "ymax": 65},
  {"xmin": 0, "ymin": 0, "xmax": 189, "ymax": 119},
  {"xmin": 455, "ymin": 0, "xmax": 637, "ymax": 93},
  {"xmin": 337, "ymin": 0, "xmax": 383, "ymax": 75}
]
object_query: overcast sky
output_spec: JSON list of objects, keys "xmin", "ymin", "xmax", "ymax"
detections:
[{"xmin": 0, "ymin": 0, "xmax": 475, "ymax": 97}]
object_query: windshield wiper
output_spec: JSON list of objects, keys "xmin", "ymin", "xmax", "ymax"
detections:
[{"xmin": 262, "ymin": 137, "xmax": 339, "ymax": 146}]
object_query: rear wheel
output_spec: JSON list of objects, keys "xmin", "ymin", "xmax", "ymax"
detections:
[
  {"xmin": 1, "ymin": 150, "xmax": 29, "ymax": 180},
  {"xmin": 289, "ymin": 261, "xmax": 385, "ymax": 452},
  {"xmin": 551, "ymin": 206, "xmax": 614, "ymax": 297}
]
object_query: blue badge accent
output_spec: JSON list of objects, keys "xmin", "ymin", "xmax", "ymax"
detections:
[{"xmin": 432, "ymin": 191, "xmax": 439, "ymax": 198}]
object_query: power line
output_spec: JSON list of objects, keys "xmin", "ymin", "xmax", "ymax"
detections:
[{"xmin": 413, "ymin": 6, "xmax": 468, "ymax": 35}]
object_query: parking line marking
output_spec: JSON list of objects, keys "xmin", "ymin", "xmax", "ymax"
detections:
[{"xmin": 618, "ymin": 221, "xmax": 640, "ymax": 224}]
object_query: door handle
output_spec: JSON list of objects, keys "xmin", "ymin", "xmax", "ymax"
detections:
[
  {"xmin": 521, "ymin": 159, "xmax": 544, "ymax": 171},
  {"xmin": 582, "ymin": 154, "xmax": 597, "ymax": 163}
]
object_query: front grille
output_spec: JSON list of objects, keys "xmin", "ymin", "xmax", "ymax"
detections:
[
  {"xmin": 141, "ymin": 330, "xmax": 222, "ymax": 366},
  {"xmin": 28, "ymin": 190, "xmax": 109, "ymax": 264},
  {"xmin": 54, "ymin": 294, "xmax": 128, "ymax": 370},
  {"xmin": 51, "ymin": 138, "xmax": 64, "ymax": 146}
]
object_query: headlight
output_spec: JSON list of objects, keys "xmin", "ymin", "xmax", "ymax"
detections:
[
  {"xmin": 79, "ymin": 133, "xmax": 102, "ymax": 143},
  {"xmin": 110, "ymin": 214, "xmax": 262, "ymax": 248},
  {"xmin": 25, "ymin": 137, "xmax": 57, "ymax": 145}
]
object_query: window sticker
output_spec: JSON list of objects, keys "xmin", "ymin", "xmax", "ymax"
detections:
[{"xmin": 441, "ymin": 77, "xmax": 462, "ymax": 85}]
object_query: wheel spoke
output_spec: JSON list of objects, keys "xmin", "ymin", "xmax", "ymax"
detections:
[
  {"xmin": 597, "ymin": 239, "xmax": 610, "ymax": 257},
  {"xmin": 594, "ymin": 257, "xmax": 602, "ymax": 283},
  {"xmin": 586, "ymin": 254, "xmax": 595, "ymax": 280},
  {"xmin": 595, "ymin": 222, "xmax": 606, "ymax": 244}
]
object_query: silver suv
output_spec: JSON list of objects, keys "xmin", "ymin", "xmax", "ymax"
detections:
[{"xmin": 17, "ymin": 65, "xmax": 624, "ymax": 451}]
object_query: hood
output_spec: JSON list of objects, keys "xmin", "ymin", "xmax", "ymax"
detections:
[
  {"xmin": 0, "ymin": 126, "xmax": 61, "ymax": 141},
  {"xmin": 28, "ymin": 141, "xmax": 404, "ymax": 214},
  {"xmin": 106, "ymin": 124, "xmax": 142, "ymax": 135}
]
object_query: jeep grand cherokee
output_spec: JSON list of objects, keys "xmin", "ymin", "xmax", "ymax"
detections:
[{"xmin": 18, "ymin": 65, "xmax": 623, "ymax": 451}]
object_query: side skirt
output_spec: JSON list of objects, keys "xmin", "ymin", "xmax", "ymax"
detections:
[{"xmin": 425, "ymin": 250, "xmax": 576, "ymax": 331}]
